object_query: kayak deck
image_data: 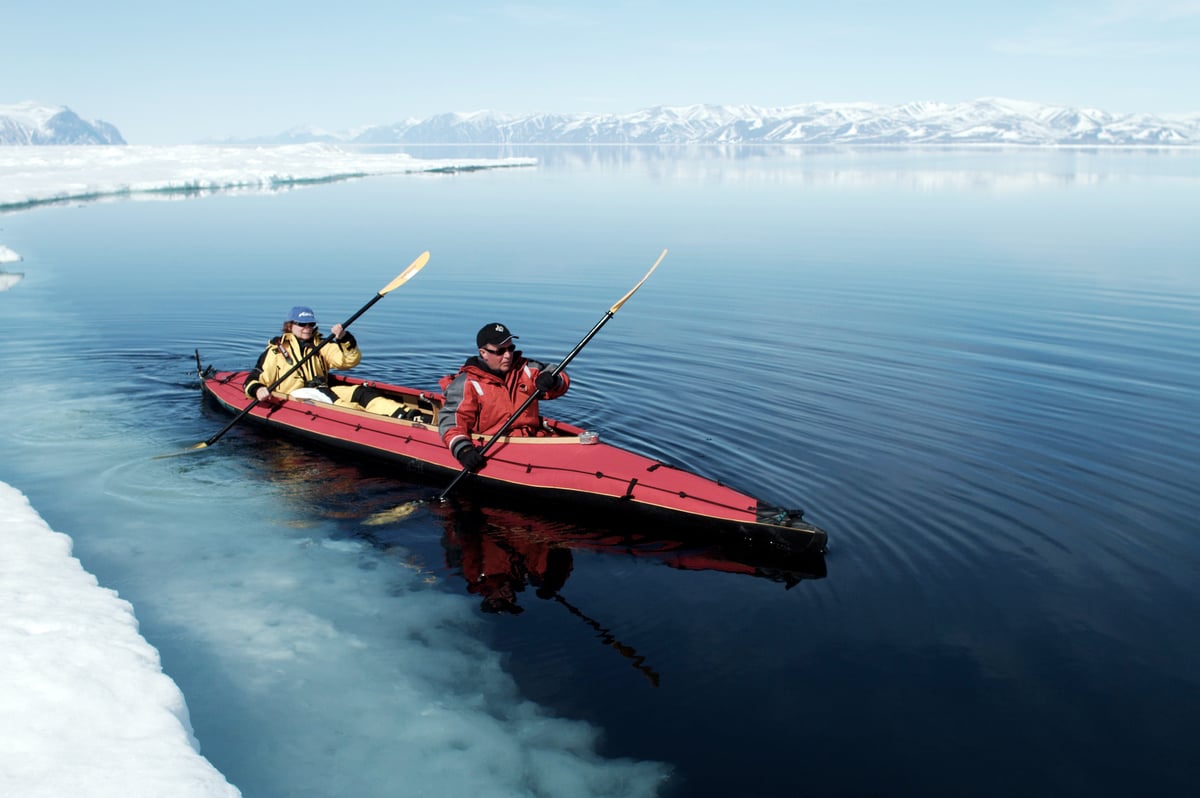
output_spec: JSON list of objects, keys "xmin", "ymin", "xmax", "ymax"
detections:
[{"xmin": 197, "ymin": 359, "xmax": 828, "ymax": 554}]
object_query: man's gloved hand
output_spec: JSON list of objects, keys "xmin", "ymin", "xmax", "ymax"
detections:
[
  {"xmin": 535, "ymin": 371, "xmax": 560, "ymax": 393},
  {"xmin": 454, "ymin": 443, "xmax": 487, "ymax": 472}
]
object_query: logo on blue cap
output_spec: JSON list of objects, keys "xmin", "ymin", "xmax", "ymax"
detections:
[{"xmin": 288, "ymin": 306, "xmax": 317, "ymax": 324}]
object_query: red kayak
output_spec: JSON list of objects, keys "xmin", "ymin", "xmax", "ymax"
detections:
[{"xmin": 197, "ymin": 358, "xmax": 828, "ymax": 554}]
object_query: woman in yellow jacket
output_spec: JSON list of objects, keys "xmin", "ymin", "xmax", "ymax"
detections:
[{"xmin": 244, "ymin": 305, "xmax": 409, "ymax": 417}]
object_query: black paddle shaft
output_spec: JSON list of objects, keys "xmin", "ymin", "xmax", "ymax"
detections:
[
  {"xmin": 199, "ymin": 304, "xmax": 374, "ymax": 448},
  {"xmin": 196, "ymin": 254, "xmax": 431, "ymax": 450},
  {"xmin": 437, "ymin": 249, "xmax": 666, "ymax": 500}
]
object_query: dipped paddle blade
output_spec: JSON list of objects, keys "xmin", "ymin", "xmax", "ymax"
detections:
[{"xmin": 361, "ymin": 501, "xmax": 421, "ymax": 526}]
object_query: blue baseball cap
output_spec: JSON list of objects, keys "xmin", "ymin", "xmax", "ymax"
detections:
[{"xmin": 288, "ymin": 306, "xmax": 317, "ymax": 324}]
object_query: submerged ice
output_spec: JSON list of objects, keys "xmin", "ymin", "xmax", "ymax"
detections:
[
  {"xmin": 0, "ymin": 144, "xmax": 671, "ymax": 797},
  {"xmin": 0, "ymin": 479, "xmax": 671, "ymax": 797}
]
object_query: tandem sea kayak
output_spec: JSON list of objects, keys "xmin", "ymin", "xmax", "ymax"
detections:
[{"xmin": 196, "ymin": 356, "xmax": 828, "ymax": 554}]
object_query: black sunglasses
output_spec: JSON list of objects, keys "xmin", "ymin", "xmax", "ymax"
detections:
[{"xmin": 482, "ymin": 344, "xmax": 515, "ymax": 355}]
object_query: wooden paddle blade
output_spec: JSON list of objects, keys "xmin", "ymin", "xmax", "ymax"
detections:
[
  {"xmin": 436, "ymin": 249, "xmax": 665, "ymax": 502},
  {"xmin": 609, "ymin": 248, "xmax": 666, "ymax": 313},
  {"xmin": 173, "ymin": 253, "xmax": 430, "ymax": 457},
  {"xmin": 379, "ymin": 251, "xmax": 430, "ymax": 295}
]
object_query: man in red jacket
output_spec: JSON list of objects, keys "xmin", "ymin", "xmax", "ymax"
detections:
[{"xmin": 438, "ymin": 322, "xmax": 570, "ymax": 472}]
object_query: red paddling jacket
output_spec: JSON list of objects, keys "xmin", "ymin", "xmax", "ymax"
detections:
[{"xmin": 438, "ymin": 352, "xmax": 569, "ymax": 456}]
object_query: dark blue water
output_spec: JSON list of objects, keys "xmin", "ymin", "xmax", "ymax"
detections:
[{"xmin": 2, "ymin": 146, "xmax": 1198, "ymax": 797}]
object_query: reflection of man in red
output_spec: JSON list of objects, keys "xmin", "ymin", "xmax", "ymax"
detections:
[{"xmin": 443, "ymin": 517, "xmax": 573, "ymax": 615}]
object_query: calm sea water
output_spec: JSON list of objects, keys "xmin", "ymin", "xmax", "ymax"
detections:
[{"xmin": 2, "ymin": 146, "xmax": 1198, "ymax": 797}]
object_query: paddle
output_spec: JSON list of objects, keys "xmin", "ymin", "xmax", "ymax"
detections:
[
  {"xmin": 437, "ymin": 248, "xmax": 667, "ymax": 501},
  {"xmin": 175, "ymin": 251, "xmax": 430, "ymax": 455}
]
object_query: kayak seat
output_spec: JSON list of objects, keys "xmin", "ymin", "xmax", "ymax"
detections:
[{"xmin": 332, "ymin": 377, "xmax": 438, "ymax": 424}]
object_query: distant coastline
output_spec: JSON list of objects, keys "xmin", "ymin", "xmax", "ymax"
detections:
[
  {"xmin": 0, "ymin": 143, "xmax": 535, "ymax": 211},
  {"xmin": 208, "ymin": 99, "xmax": 1200, "ymax": 148},
  {"xmin": 4, "ymin": 99, "xmax": 1199, "ymax": 148}
]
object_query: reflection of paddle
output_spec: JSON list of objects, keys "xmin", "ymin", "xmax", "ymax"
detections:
[
  {"xmin": 453, "ymin": 515, "xmax": 663, "ymax": 688},
  {"xmin": 166, "ymin": 251, "xmax": 430, "ymax": 457},
  {"xmin": 551, "ymin": 593, "xmax": 662, "ymax": 688},
  {"xmin": 437, "ymin": 249, "xmax": 667, "ymax": 501}
]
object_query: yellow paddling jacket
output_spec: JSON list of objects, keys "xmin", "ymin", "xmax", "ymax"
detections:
[{"xmin": 243, "ymin": 332, "xmax": 362, "ymax": 399}]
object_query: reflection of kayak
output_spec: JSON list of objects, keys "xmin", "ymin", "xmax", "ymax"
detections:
[
  {"xmin": 0, "ymin": 271, "xmax": 23, "ymax": 291},
  {"xmin": 433, "ymin": 503, "xmax": 825, "ymax": 684},
  {"xmin": 437, "ymin": 503, "xmax": 827, "ymax": 601},
  {"xmin": 197, "ymin": 358, "xmax": 827, "ymax": 553}
]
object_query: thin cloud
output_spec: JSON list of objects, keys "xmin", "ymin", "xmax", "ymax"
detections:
[
  {"xmin": 494, "ymin": 3, "xmax": 594, "ymax": 27},
  {"xmin": 993, "ymin": 0, "xmax": 1199, "ymax": 57},
  {"xmin": 994, "ymin": 35, "xmax": 1189, "ymax": 57}
]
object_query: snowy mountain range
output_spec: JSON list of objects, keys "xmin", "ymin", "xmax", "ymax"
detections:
[
  {"xmin": 242, "ymin": 98, "xmax": 1199, "ymax": 147},
  {"xmin": 0, "ymin": 102, "xmax": 125, "ymax": 145},
  {"xmin": 4, "ymin": 98, "xmax": 1199, "ymax": 147}
]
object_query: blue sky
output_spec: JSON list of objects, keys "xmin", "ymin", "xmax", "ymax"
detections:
[{"xmin": 6, "ymin": 0, "xmax": 1198, "ymax": 144}]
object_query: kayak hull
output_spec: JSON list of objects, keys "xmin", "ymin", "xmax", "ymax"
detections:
[{"xmin": 198, "ymin": 364, "xmax": 827, "ymax": 554}]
